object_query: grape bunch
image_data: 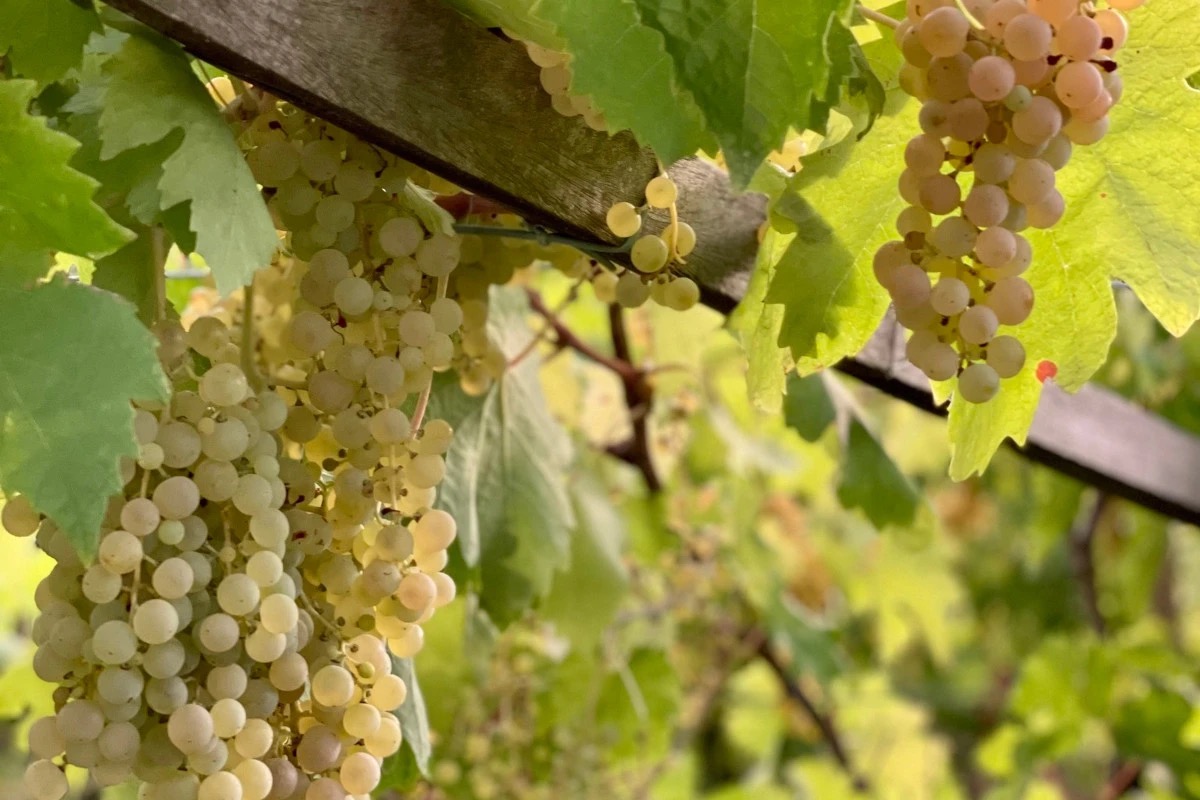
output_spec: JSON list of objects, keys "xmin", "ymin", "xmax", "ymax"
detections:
[
  {"xmin": 6, "ymin": 334, "xmax": 415, "ymax": 800},
  {"xmin": 6, "ymin": 99, "xmax": 485, "ymax": 800},
  {"xmin": 875, "ymin": 0, "xmax": 1142, "ymax": 402},
  {"xmin": 602, "ymin": 174, "xmax": 701, "ymax": 311},
  {"xmin": 509, "ymin": 36, "xmax": 702, "ymax": 312},
  {"xmin": 6, "ymin": 60, "xmax": 724, "ymax": 800}
]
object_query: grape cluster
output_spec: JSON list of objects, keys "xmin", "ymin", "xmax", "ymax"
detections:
[
  {"xmin": 6, "ymin": 98, "xmax": 491, "ymax": 800},
  {"xmin": 602, "ymin": 174, "xmax": 701, "ymax": 311},
  {"xmin": 876, "ymin": 0, "xmax": 1141, "ymax": 402},
  {"xmin": 7, "ymin": 336, "xmax": 414, "ymax": 800},
  {"xmin": 6, "ymin": 51, "xmax": 725, "ymax": 800},
  {"xmin": 510, "ymin": 37, "xmax": 701, "ymax": 312},
  {"xmin": 509, "ymin": 37, "xmax": 610, "ymax": 134}
]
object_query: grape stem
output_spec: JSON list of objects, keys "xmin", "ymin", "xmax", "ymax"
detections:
[
  {"xmin": 451, "ymin": 223, "xmax": 634, "ymax": 255},
  {"xmin": 523, "ymin": 289, "xmax": 661, "ymax": 492},
  {"xmin": 241, "ymin": 275, "xmax": 265, "ymax": 391},
  {"xmin": 856, "ymin": 4, "xmax": 901, "ymax": 28},
  {"xmin": 370, "ymin": 314, "xmax": 401, "ymax": 509},
  {"xmin": 524, "ymin": 289, "xmax": 638, "ymax": 383},
  {"xmin": 756, "ymin": 633, "xmax": 871, "ymax": 792},
  {"xmin": 1069, "ymin": 492, "xmax": 1112, "ymax": 637},
  {"xmin": 297, "ymin": 591, "xmax": 346, "ymax": 641},
  {"xmin": 657, "ymin": 160, "xmax": 686, "ymax": 265},
  {"xmin": 606, "ymin": 305, "xmax": 661, "ymax": 494},
  {"xmin": 508, "ymin": 276, "xmax": 587, "ymax": 369},
  {"xmin": 409, "ymin": 274, "xmax": 450, "ymax": 433},
  {"xmin": 953, "ymin": 0, "xmax": 985, "ymax": 29}
]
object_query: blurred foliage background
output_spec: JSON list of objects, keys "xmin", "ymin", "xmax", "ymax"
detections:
[{"xmin": 4, "ymin": 275, "xmax": 1200, "ymax": 800}]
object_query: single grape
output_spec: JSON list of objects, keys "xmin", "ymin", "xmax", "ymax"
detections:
[
  {"xmin": 959, "ymin": 305, "xmax": 1000, "ymax": 345},
  {"xmin": 959, "ymin": 362, "xmax": 1001, "ymax": 403},
  {"xmin": 606, "ymin": 202, "xmax": 642, "ymax": 238},
  {"xmin": 631, "ymin": 235, "xmax": 670, "ymax": 273},
  {"xmin": 930, "ymin": 277, "xmax": 971, "ymax": 316},
  {"xmin": 986, "ymin": 335, "xmax": 1027, "ymax": 378},
  {"xmin": 645, "ymin": 176, "xmax": 678, "ymax": 208}
]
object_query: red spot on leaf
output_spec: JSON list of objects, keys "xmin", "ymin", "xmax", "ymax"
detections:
[{"xmin": 1036, "ymin": 360, "xmax": 1058, "ymax": 383}]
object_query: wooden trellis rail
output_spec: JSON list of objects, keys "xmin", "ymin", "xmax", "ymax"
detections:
[{"xmin": 105, "ymin": 0, "xmax": 1200, "ymax": 524}]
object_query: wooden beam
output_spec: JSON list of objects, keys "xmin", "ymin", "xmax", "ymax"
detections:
[
  {"xmin": 105, "ymin": 0, "xmax": 1200, "ymax": 525},
  {"xmin": 102, "ymin": 0, "xmax": 764, "ymax": 313},
  {"xmin": 843, "ymin": 316, "xmax": 1200, "ymax": 524}
]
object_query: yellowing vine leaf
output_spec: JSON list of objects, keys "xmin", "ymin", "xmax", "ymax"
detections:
[
  {"xmin": 1062, "ymin": 0, "xmax": 1200, "ymax": 336},
  {"xmin": 948, "ymin": 0, "xmax": 1200, "ymax": 477}
]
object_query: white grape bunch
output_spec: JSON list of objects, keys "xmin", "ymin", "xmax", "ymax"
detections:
[
  {"xmin": 876, "ymin": 0, "xmax": 1142, "ymax": 403},
  {"xmin": 9, "ymin": 98, "xmax": 475, "ymax": 800},
  {"xmin": 7, "ymin": 330, "xmax": 409, "ymax": 800},
  {"xmin": 509, "ymin": 35, "xmax": 702, "ymax": 313},
  {"xmin": 601, "ymin": 174, "xmax": 702, "ymax": 311}
]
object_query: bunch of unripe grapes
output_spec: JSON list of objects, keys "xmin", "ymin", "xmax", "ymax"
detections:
[
  {"xmin": 875, "ymin": 0, "xmax": 1141, "ymax": 402},
  {"xmin": 601, "ymin": 174, "xmax": 701, "ymax": 311}
]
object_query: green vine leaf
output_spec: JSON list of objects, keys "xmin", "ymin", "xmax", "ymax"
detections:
[
  {"xmin": 837, "ymin": 416, "xmax": 921, "ymax": 529},
  {"xmin": 98, "ymin": 33, "xmax": 277, "ymax": 295},
  {"xmin": 629, "ymin": 0, "xmax": 858, "ymax": 185},
  {"xmin": 782, "ymin": 372, "xmax": 836, "ymax": 443},
  {"xmin": 531, "ymin": 0, "xmax": 715, "ymax": 165},
  {"xmin": 427, "ymin": 288, "xmax": 576, "ymax": 628},
  {"xmin": 728, "ymin": 212, "xmax": 794, "ymax": 414},
  {"xmin": 92, "ymin": 231, "xmax": 159, "ymax": 325},
  {"xmin": 763, "ymin": 105, "xmax": 910, "ymax": 375},
  {"xmin": 383, "ymin": 657, "xmax": 431, "ymax": 781},
  {"xmin": 542, "ymin": 470, "xmax": 629, "ymax": 649},
  {"xmin": 0, "ymin": 0, "xmax": 101, "ymax": 85},
  {"xmin": 0, "ymin": 278, "xmax": 169, "ymax": 558},
  {"xmin": 0, "ymin": 79, "xmax": 130, "ymax": 288},
  {"xmin": 441, "ymin": 0, "xmax": 564, "ymax": 47}
]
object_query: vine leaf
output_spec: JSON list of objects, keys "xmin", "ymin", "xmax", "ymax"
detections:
[
  {"xmin": 837, "ymin": 416, "xmax": 920, "ymax": 529},
  {"xmin": 381, "ymin": 657, "xmax": 431, "ymax": 783},
  {"xmin": 92, "ymin": 232, "xmax": 158, "ymax": 325},
  {"xmin": 441, "ymin": 0, "xmax": 564, "ymax": 48},
  {"xmin": 595, "ymin": 648, "xmax": 681, "ymax": 762},
  {"xmin": 0, "ymin": 80, "xmax": 131, "ymax": 288},
  {"xmin": 98, "ymin": 32, "xmax": 277, "ymax": 294},
  {"xmin": 1054, "ymin": 0, "xmax": 1200, "ymax": 339},
  {"xmin": 0, "ymin": 0, "xmax": 101, "ymax": 85},
  {"xmin": 946, "ymin": 0, "xmax": 1200, "ymax": 478},
  {"xmin": 531, "ymin": 0, "xmax": 715, "ymax": 165},
  {"xmin": 542, "ymin": 470, "xmax": 629, "ymax": 649},
  {"xmin": 763, "ymin": 104, "xmax": 909, "ymax": 376},
  {"xmin": 0, "ymin": 278, "xmax": 169, "ymax": 558},
  {"xmin": 728, "ymin": 210, "xmax": 794, "ymax": 414},
  {"xmin": 629, "ymin": 0, "xmax": 859, "ymax": 185},
  {"xmin": 782, "ymin": 372, "xmax": 836, "ymax": 443},
  {"xmin": 781, "ymin": 372, "xmax": 919, "ymax": 529},
  {"xmin": 427, "ymin": 288, "xmax": 575, "ymax": 628}
]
